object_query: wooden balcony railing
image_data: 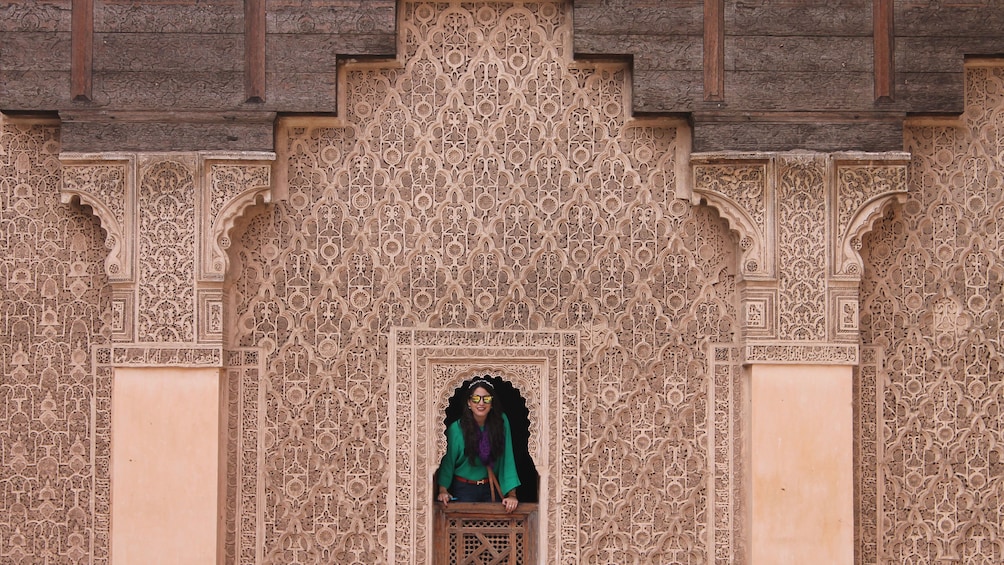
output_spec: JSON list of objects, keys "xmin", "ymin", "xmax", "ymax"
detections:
[{"xmin": 433, "ymin": 502, "xmax": 539, "ymax": 565}]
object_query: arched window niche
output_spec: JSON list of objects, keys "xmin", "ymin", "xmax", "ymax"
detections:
[
  {"xmin": 438, "ymin": 373, "xmax": 540, "ymax": 503},
  {"xmin": 388, "ymin": 327, "xmax": 582, "ymax": 564}
]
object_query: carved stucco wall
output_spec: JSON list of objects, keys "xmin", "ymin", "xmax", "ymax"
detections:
[
  {"xmin": 0, "ymin": 118, "xmax": 110, "ymax": 564},
  {"xmin": 859, "ymin": 62, "xmax": 1004, "ymax": 565},
  {"xmin": 3, "ymin": 3, "xmax": 1003, "ymax": 565},
  {"xmin": 225, "ymin": 1, "xmax": 737, "ymax": 563}
]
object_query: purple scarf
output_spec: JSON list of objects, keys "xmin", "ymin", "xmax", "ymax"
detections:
[{"xmin": 478, "ymin": 428, "xmax": 493, "ymax": 468}]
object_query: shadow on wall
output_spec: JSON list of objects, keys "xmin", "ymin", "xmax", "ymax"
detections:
[{"xmin": 439, "ymin": 375, "xmax": 540, "ymax": 503}]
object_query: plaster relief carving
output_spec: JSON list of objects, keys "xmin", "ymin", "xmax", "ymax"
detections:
[
  {"xmin": 58, "ymin": 151, "xmax": 275, "ymax": 346},
  {"xmin": 859, "ymin": 63, "xmax": 1004, "ymax": 565},
  {"xmin": 692, "ymin": 151, "xmax": 908, "ymax": 362},
  {"xmin": 226, "ymin": 2, "xmax": 736, "ymax": 564},
  {"xmin": 1, "ymin": 116, "xmax": 110, "ymax": 565}
]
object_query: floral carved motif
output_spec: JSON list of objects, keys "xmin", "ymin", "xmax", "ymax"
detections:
[
  {"xmin": 692, "ymin": 151, "xmax": 908, "ymax": 360},
  {"xmin": 227, "ymin": 2, "xmax": 736, "ymax": 564},
  {"xmin": 859, "ymin": 63, "xmax": 1004, "ymax": 565}
]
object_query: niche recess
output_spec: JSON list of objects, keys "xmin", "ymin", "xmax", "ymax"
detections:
[{"xmin": 388, "ymin": 328, "xmax": 581, "ymax": 564}]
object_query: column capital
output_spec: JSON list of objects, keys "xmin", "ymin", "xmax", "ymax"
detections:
[
  {"xmin": 689, "ymin": 151, "xmax": 909, "ymax": 364},
  {"xmin": 60, "ymin": 151, "xmax": 275, "ymax": 351}
]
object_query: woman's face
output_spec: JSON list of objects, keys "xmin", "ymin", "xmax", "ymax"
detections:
[{"xmin": 467, "ymin": 386, "xmax": 493, "ymax": 419}]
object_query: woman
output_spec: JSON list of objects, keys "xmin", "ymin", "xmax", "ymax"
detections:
[{"xmin": 437, "ymin": 377, "xmax": 520, "ymax": 512}]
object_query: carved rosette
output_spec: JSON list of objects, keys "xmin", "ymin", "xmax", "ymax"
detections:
[
  {"xmin": 59, "ymin": 151, "xmax": 275, "ymax": 352},
  {"xmin": 690, "ymin": 151, "xmax": 909, "ymax": 363}
]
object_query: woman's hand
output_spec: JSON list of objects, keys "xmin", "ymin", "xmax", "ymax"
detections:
[
  {"xmin": 502, "ymin": 495, "xmax": 518, "ymax": 513},
  {"xmin": 437, "ymin": 490, "xmax": 452, "ymax": 506}
]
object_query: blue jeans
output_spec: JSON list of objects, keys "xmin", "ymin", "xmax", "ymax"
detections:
[{"xmin": 450, "ymin": 479, "xmax": 493, "ymax": 502}]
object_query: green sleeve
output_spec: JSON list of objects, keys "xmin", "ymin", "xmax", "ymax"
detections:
[
  {"xmin": 498, "ymin": 414, "xmax": 522, "ymax": 496},
  {"xmin": 437, "ymin": 421, "xmax": 463, "ymax": 489}
]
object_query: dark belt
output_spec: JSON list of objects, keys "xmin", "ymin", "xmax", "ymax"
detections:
[{"xmin": 454, "ymin": 476, "xmax": 489, "ymax": 486}]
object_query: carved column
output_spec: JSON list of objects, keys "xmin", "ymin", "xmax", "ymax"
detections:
[
  {"xmin": 60, "ymin": 150, "xmax": 275, "ymax": 564},
  {"xmin": 690, "ymin": 151, "xmax": 909, "ymax": 564}
]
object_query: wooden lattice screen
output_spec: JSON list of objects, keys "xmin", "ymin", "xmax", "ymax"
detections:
[{"xmin": 434, "ymin": 503, "xmax": 539, "ymax": 565}]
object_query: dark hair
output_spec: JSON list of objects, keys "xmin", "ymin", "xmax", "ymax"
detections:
[{"xmin": 460, "ymin": 377, "xmax": 506, "ymax": 466}]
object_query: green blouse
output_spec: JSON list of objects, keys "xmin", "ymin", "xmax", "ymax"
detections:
[{"xmin": 437, "ymin": 413, "xmax": 521, "ymax": 497}]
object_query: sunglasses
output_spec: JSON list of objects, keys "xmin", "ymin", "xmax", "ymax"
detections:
[{"xmin": 469, "ymin": 395, "xmax": 493, "ymax": 404}]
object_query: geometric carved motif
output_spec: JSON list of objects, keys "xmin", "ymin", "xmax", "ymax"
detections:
[
  {"xmin": 226, "ymin": 1, "xmax": 737, "ymax": 563},
  {"xmin": 388, "ymin": 328, "xmax": 579, "ymax": 565},
  {"xmin": 692, "ymin": 150, "xmax": 908, "ymax": 362},
  {"xmin": 0, "ymin": 116, "xmax": 109, "ymax": 565},
  {"xmin": 859, "ymin": 63, "xmax": 1004, "ymax": 565}
]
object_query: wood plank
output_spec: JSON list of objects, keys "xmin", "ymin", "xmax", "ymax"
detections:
[
  {"xmin": 0, "ymin": 71, "xmax": 70, "ymax": 109},
  {"xmin": 94, "ymin": 33, "xmax": 242, "ymax": 72},
  {"xmin": 266, "ymin": 0, "xmax": 396, "ymax": 35},
  {"xmin": 90, "ymin": 71, "xmax": 244, "ymax": 109},
  {"xmin": 874, "ymin": 0, "xmax": 894, "ymax": 101},
  {"xmin": 631, "ymin": 70, "xmax": 704, "ymax": 114},
  {"xmin": 693, "ymin": 119, "xmax": 905, "ymax": 152},
  {"xmin": 72, "ymin": 0, "xmax": 93, "ymax": 101},
  {"xmin": 896, "ymin": 38, "xmax": 981, "ymax": 73},
  {"xmin": 94, "ymin": 0, "xmax": 242, "ymax": 33},
  {"xmin": 0, "ymin": 1, "xmax": 71, "ymax": 33},
  {"xmin": 730, "ymin": 36, "xmax": 873, "ymax": 72},
  {"xmin": 267, "ymin": 34, "xmax": 398, "ymax": 71},
  {"xmin": 265, "ymin": 71, "xmax": 339, "ymax": 113},
  {"xmin": 59, "ymin": 117, "xmax": 275, "ymax": 152},
  {"xmin": 896, "ymin": 3, "xmax": 1004, "ymax": 35},
  {"xmin": 574, "ymin": 34, "xmax": 701, "ymax": 69},
  {"xmin": 895, "ymin": 71, "xmax": 965, "ymax": 114},
  {"xmin": 728, "ymin": 0, "xmax": 871, "ymax": 36},
  {"xmin": 246, "ymin": 0, "xmax": 266, "ymax": 102},
  {"xmin": 571, "ymin": 0, "xmax": 704, "ymax": 36},
  {"xmin": 704, "ymin": 0, "xmax": 724, "ymax": 101},
  {"xmin": 723, "ymin": 70, "xmax": 875, "ymax": 110},
  {"xmin": 0, "ymin": 32, "xmax": 72, "ymax": 71}
]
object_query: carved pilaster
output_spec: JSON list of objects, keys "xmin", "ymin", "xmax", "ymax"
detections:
[
  {"xmin": 60, "ymin": 151, "xmax": 275, "ymax": 357},
  {"xmin": 690, "ymin": 151, "xmax": 909, "ymax": 364}
]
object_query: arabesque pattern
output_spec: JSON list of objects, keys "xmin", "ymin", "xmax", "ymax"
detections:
[
  {"xmin": 227, "ymin": 1, "xmax": 738, "ymax": 563},
  {"xmin": 0, "ymin": 118, "xmax": 109, "ymax": 564},
  {"xmin": 859, "ymin": 64, "xmax": 1004, "ymax": 565}
]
